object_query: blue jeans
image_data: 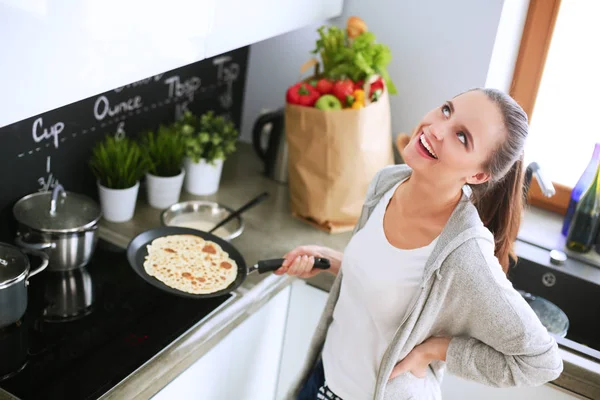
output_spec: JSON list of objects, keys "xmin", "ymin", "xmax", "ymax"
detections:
[{"xmin": 297, "ymin": 359, "xmax": 326, "ymax": 400}]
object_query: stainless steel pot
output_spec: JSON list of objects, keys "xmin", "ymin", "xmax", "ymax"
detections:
[
  {"xmin": 13, "ymin": 184, "xmax": 102, "ymax": 271},
  {"xmin": 0, "ymin": 242, "xmax": 48, "ymax": 329}
]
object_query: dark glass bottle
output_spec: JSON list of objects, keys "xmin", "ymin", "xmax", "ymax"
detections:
[
  {"xmin": 566, "ymin": 164, "xmax": 600, "ymax": 253},
  {"xmin": 562, "ymin": 143, "xmax": 600, "ymax": 236}
]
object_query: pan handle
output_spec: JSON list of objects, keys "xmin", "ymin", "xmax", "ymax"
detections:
[{"xmin": 255, "ymin": 257, "xmax": 330, "ymax": 274}]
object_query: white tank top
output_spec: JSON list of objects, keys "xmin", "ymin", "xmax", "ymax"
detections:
[{"xmin": 321, "ymin": 180, "xmax": 439, "ymax": 399}]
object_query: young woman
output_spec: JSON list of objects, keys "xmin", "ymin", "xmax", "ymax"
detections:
[{"xmin": 276, "ymin": 88, "xmax": 563, "ymax": 399}]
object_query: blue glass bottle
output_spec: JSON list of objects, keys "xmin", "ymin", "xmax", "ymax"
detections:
[{"xmin": 562, "ymin": 143, "xmax": 600, "ymax": 236}]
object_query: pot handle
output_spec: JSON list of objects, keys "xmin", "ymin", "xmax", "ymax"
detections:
[
  {"xmin": 15, "ymin": 235, "xmax": 55, "ymax": 251},
  {"xmin": 14, "ymin": 236, "xmax": 51, "ymax": 284},
  {"xmin": 23, "ymin": 249, "xmax": 49, "ymax": 283}
]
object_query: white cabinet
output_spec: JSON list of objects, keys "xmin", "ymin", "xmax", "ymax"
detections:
[
  {"xmin": 204, "ymin": 0, "xmax": 344, "ymax": 59},
  {"xmin": 441, "ymin": 373, "xmax": 585, "ymax": 400},
  {"xmin": 0, "ymin": 0, "xmax": 211, "ymax": 128},
  {"xmin": 152, "ymin": 279, "xmax": 330, "ymax": 400},
  {"xmin": 0, "ymin": 0, "xmax": 344, "ymax": 128},
  {"xmin": 276, "ymin": 280, "xmax": 329, "ymax": 399},
  {"xmin": 153, "ymin": 285, "xmax": 291, "ymax": 400}
]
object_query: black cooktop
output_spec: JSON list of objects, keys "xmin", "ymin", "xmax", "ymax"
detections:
[{"xmin": 0, "ymin": 241, "xmax": 232, "ymax": 400}]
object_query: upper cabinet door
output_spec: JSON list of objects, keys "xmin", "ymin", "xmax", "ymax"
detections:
[
  {"xmin": 0, "ymin": 0, "xmax": 213, "ymax": 128},
  {"xmin": 204, "ymin": 0, "xmax": 344, "ymax": 59},
  {"xmin": 0, "ymin": 0, "xmax": 343, "ymax": 128}
]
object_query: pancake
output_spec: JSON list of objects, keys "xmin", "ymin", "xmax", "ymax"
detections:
[{"xmin": 143, "ymin": 234, "xmax": 238, "ymax": 294}]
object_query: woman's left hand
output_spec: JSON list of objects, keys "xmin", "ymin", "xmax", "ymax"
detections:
[{"xmin": 389, "ymin": 337, "xmax": 452, "ymax": 380}]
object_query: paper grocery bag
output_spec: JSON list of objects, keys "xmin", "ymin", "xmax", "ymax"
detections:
[{"xmin": 285, "ymin": 91, "xmax": 395, "ymax": 233}]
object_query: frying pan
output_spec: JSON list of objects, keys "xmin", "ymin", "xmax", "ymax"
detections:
[{"xmin": 126, "ymin": 226, "xmax": 330, "ymax": 299}]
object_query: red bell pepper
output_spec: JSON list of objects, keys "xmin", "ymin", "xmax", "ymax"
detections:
[
  {"xmin": 315, "ymin": 78, "xmax": 334, "ymax": 95},
  {"xmin": 332, "ymin": 79, "xmax": 355, "ymax": 107},
  {"xmin": 286, "ymin": 82, "xmax": 320, "ymax": 107}
]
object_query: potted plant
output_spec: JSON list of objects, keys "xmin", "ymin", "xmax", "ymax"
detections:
[
  {"xmin": 177, "ymin": 111, "xmax": 238, "ymax": 195},
  {"xmin": 89, "ymin": 135, "xmax": 148, "ymax": 222},
  {"xmin": 141, "ymin": 125, "xmax": 186, "ymax": 209}
]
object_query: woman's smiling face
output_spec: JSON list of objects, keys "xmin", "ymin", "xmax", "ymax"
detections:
[{"xmin": 403, "ymin": 90, "xmax": 507, "ymax": 187}]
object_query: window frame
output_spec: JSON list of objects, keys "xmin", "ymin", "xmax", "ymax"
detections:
[{"xmin": 509, "ymin": 0, "xmax": 569, "ymax": 214}]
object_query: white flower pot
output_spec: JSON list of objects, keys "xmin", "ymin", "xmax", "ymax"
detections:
[
  {"xmin": 184, "ymin": 157, "xmax": 224, "ymax": 195},
  {"xmin": 97, "ymin": 180, "xmax": 139, "ymax": 223},
  {"xmin": 145, "ymin": 169, "xmax": 185, "ymax": 209}
]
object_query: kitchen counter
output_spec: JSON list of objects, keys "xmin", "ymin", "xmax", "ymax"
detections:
[
  {"xmin": 14, "ymin": 142, "xmax": 593, "ymax": 400},
  {"xmin": 520, "ymin": 206, "xmax": 600, "ymax": 269}
]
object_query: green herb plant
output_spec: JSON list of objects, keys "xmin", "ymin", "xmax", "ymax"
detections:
[
  {"xmin": 176, "ymin": 111, "xmax": 238, "ymax": 165},
  {"xmin": 312, "ymin": 25, "xmax": 397, "ymax": 94},
  {"xmin": 141, "ymin": 125, "xmax": 186, "ymax": 177},
  {"xmin": 89, "ymin": 135, "xmax": 149, "ymax": 189}
]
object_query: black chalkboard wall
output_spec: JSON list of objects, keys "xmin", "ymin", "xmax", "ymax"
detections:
[{"xmin": 0, "ymin": 46, "xmax": 249, "ymax": 242}]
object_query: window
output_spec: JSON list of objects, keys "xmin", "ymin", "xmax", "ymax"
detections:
[
  {"xmin": 524, "ymin": 0, "xmax": 599, "ymax": 187},
  {"xmin": 510, "ymin": 0, "xmax": 600, "ymax": 214}
]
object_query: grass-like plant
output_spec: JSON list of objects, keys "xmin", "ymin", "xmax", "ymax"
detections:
[
  {"xmin": 141, "ymin": 125, "xmax": 186, "ymax": 177},
  {"xmin": 89, "ymin": 135, "xmax": 149, "ymax": 189}
]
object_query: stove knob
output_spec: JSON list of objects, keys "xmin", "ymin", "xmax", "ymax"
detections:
[{"xmin": 550, "ymin": 250, "xmax": 567, "ymax": 266}]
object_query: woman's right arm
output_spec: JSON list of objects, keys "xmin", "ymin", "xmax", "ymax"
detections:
[
  {"xmin": 274, "ymin": 245, "xmax": 343, "ymax": 278},
  {"xmin": 445, "ymin": 240, "xmax": 563, "ymax": 387}
]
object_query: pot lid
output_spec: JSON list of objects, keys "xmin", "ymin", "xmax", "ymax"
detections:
[
  {"xmin": 0, "ymin": 243, "xmax": 28, "ymax": 286},
  {"xmin": 13, "ymin": 189, "xmax": 102, "ymax": 233},
  {"xmin": 520, "ymin": 290, "xmax": 569, "ymax": 337}
]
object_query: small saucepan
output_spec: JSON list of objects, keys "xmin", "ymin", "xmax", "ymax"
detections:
[
  {"xmin": 0, "ymin": 242, "xmax": 49, "ymax": 329},
  {"xmin": 13, "ymin": 184, "xmax": 102, "ymax": 271},
  {"xmin": 126, "ymin": 226, "xmax": 330, "ymax": 299}
]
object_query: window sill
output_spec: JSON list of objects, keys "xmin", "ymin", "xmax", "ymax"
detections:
[{"xmin": 519, "ymin": 204, "xmax": 600, "ymax": 269}]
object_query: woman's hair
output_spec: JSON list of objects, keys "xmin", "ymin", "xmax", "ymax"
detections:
[{"xmin": 468, "ymin": 88, "xmax": 528, "ymax": 274}]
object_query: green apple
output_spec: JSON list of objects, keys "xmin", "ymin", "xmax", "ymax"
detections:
[{"xmin": 314, "ymin": 94, "xmax": 343, "ymax": 110}]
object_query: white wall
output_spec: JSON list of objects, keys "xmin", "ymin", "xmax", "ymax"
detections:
[
  {"xmin": 241, "ymin": 0, "xmax": 528, "ymax": 142},
  {"xmin": 485, "ymin": 0, "xmax": 530, "ymax": 92},
  {"xmin": 240, "ymin": 21, "xmax": 329, "ymax": 141}
]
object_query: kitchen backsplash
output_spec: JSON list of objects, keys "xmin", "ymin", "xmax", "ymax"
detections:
[{"xmin": 0, "ymin": 47, "xmax": 249, "ymax": 242}]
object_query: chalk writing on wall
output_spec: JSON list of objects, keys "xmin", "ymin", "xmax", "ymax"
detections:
[{"xmin": 0, "ymin": 46, "xmax": 249, "ymax": 242}]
